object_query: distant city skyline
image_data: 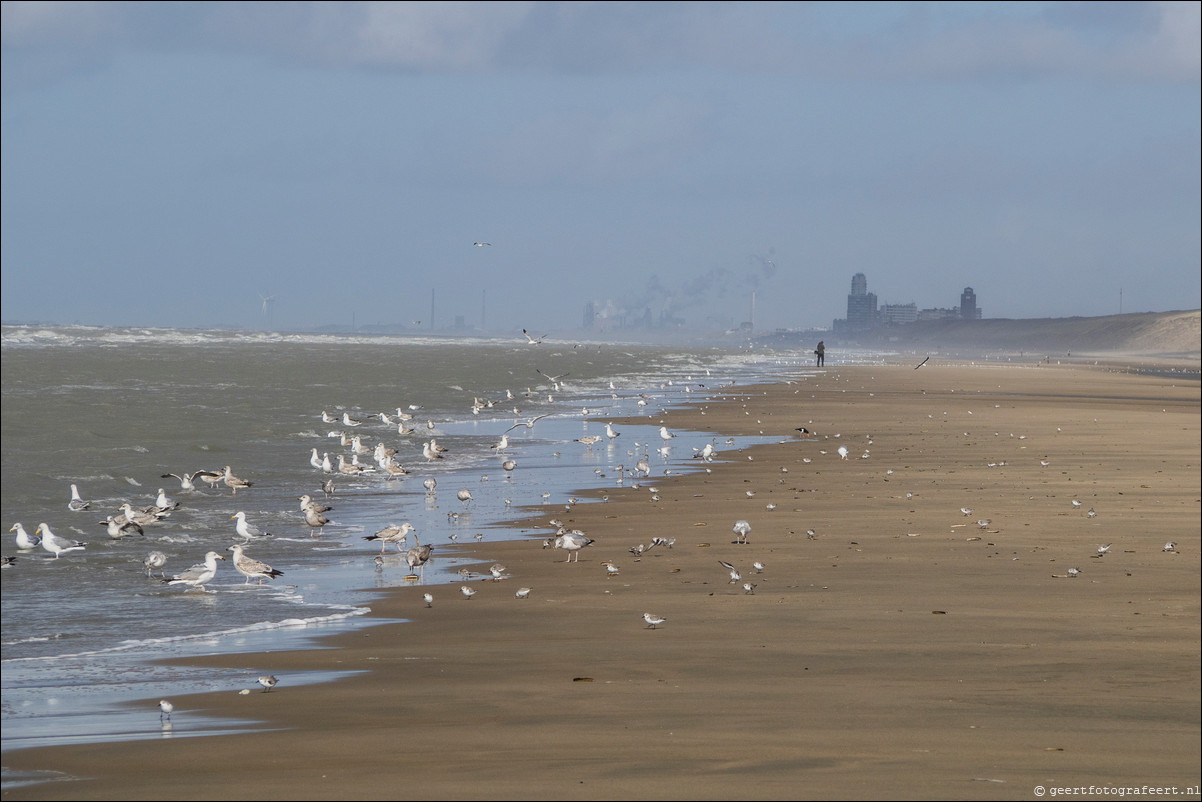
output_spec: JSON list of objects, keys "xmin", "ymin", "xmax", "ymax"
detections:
[{"xmin": 3, "ymin": 2, "xmax": 1198, "ymax": 332}]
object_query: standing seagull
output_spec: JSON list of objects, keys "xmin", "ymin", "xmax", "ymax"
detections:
[
  {"xmin": 165, "ymin": 551, "xmax": 225, "ymax": 591},
  {"xmin": 228, "ymin": 544, "xmax": 284, "ymax": 585},
  {"xmin": 232, "ymin": 511, "xmax": 272, "ymax": 540},
  {"xmin": 144, "ymin": 550, "xmax": 168, "ymax": 578},
  {"xmin": 405, "ymin": 537, "xmax": 434, "ymax": 578},
  {"xmin": 659, "ymin": 426, "xmax": 676, "ymax": 444},
  {"xmin": 222, "ymin": 466, "xmax": 253, "ymax": 494},
  {"xmin": 549, "ymin": 529, "xmax": 595, "ymax": 563},
  {"xmin": 364, "ymin": 522, "xmax": 415, "ymax": 553},
  {"xmin": 36, "ymin": 523, "xmax": 86, "ymax": 558},
  {"xmin": 68, "ymin": 484, "xmax": 92, "ymax": 511},
  {"xmin": 11, "ymin": 522, "xmax": 40, "ymax": 551}
]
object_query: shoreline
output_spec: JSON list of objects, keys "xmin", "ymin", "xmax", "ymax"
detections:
[{"xmin": 4, "ymin": 361, "xmax": 1199, "ymax": 800}]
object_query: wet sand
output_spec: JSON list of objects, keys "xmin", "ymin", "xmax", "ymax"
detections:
[{"xmin": 4, "ymin": 363, "xmax": 1199, "ymax": 801}]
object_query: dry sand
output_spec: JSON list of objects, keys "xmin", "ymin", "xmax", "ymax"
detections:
[{"xmin": 4, "ymin": 362, "xmax": 1199, "ymax": 801}]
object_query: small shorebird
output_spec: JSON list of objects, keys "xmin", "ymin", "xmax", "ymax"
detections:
[
  {"xmin": 743, "ymin": 582, "xmax": 757, "ymax": 595},
  {"xmin": 1163, "ymin": 541, "xmax": 1177, "ymax": 552},
  {"xmin": 643, "ymin": 612, "xmax": 666, "ymax": 629},
  {"xmin": 423, "ymin": 593, "xmax": 434, "ymax": 607},
  {"xmin": 753, "ymin": 561, "xmax": 765, "ymax": 573},
  {"xmin": 604, "ymin": 562, "xmax": 620, "ymax": 577},
  {"xmin": 719, "ymin": 560, "xmax": 741, "ymax": 583},
  {"xmin": 1096, "ymin": 544, "xmax": 1112, "ymax": 557},
  {"xmin": 460, "ymin": 585, "xmax": 477, "ymax": 600},
  {"xmin": 158, "ymin": 700, "xmax": 174, "ymax": 722},
  {"xmin": 514, "ymin": 587, "xmax": 531, "ymax": 599},
  {"xmin": 258, "ymin": 675, "xmax": 278, "ymax": 693}
]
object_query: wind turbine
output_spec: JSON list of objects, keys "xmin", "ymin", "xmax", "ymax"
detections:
[{"xmin": 259, "ymin": 293, "xmax": 277, "ymax": 328}]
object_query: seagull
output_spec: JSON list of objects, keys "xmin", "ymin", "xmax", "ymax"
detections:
[
  {"xmin": 732, "ymin": 520, "xmax": 751, "ymax": 544},
  {"xmin": 719, "ymin": 560, "xmax": 741, "ymax": 583},
  {"xmin": 118, "ymin": 503, "xmax": 168, "ymax": 527},
  {"xmin": 659, "ymin": 426, "xmax": 676, "ymax": 443},
  {"xmin": 422, "ymin": 441, "xmax": 445, "ymax": 461},
  {"xmin": 423, "ymin": 592, "xmax": 434, "ymax": 607},
  {"xmin": 165, "ymin": 551, "xmax": 225, "ymax": 591},
  {"xmin": 144, "ymin": 550, "xmax": 168, "ymax": 578},
  {"xmin": 36, "ymin": 523, "xmax": 86, "ymax": 558},
  {"xmin": 309, "ymin": 448, "xmax": 323, "ymax": 470},
  {"xmin": 643, "ymin": 612, "xmax": 666, "ymax": 629},
  {"xmin": 405, "ymin": 538, "xmax": 434, "ymax": 578},
  {"xmin": 491, "ymin": 434, "xmax": 510, "ymax": 452},
  {"xmin": 10, "ymin": 522, "xmax": 40, "ymax": 550},
  {"xmin": 68, "ymin": 484, "xmax": 92, "ymax": 511},
  {"xmin": 505, "ymin": 414, "xmax": 551, "ymax": 434},
  {"xmin": 695, "ymin": 442, "xmax": 714, "ymax": 461},
  {"xmin": 342, "ymin": 412, "xmax": 362, "ymax": 427},
  {"xmin": 228, "ymin": 544, "xmax": 284, "ymax": 585},
  {"xmin": 460, "ymin": 585, "xmax": 477, "ymax": 600},
  {"xmin": 161, "ymin": 470, "xmax": 221, "ymax": 491},
  {"xmin": 473, "ymin": 241, "xmax": 492, "ymax": 247},
  {"xmin": 258, "ymin": 675, "xmax": 278, "ymax": 693},
  {"xmin": 298, "ymin": 494, "xmax": 333, "ymax": 514},
  {"xmin": 515, "ymin": 587, "xmax": 532, "ymax": 599},
  {"xmin": 837, "ymin": 446, "xmax": 849, "ymax": 460},
  {"xmin": 152, "ymin": 488, "xmax": 180, "ymax": 513},
  {"xmin": 301, "ymin": 504, "xmax": 330, "ymax": 534},
  {"xmin": 522, "ymin": 329, "xmax": 544, "ymax": 345},
  {"xmin": 158, "ymin": 700, "xmax": 174, "ymax": 722},
  {"xmin": 222, "ymin": 466, "xmax": 253, "ymax": 494},
  {"xmin": 575, "ymin": 435, "xmax": 602, "ymax": 448},
  {"xmin": 364, "ymin": 522, "xmax": 415, "ymax": 553},
  {"xmin": 549, "ymin": 530, "xmax": 595, "ymax": 562},
  {"xmin": 101, "ymin": 515, "xmax": 144, "ymax": 539},
  {"xmin": 232, "ymin": 511, "xmax": 272, "ymax": 540},
  {"xmin": 605, "ymin": 423, "xmax": 621, "ymax": 440}
]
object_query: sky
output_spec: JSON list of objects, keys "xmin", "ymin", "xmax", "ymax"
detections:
[{"xmin": 2, "ymin": 1, "xmax": 1199, "ymax": 335}]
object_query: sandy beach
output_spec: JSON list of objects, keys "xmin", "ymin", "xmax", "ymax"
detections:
[{"xmin": 4, "ymin": 361, "xmax": 1199, "ymax": 801}]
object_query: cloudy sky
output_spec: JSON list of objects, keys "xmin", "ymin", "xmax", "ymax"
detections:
[{"xmin": 2, "ymin": 1, "xmax": 1198, "ymax": 334}]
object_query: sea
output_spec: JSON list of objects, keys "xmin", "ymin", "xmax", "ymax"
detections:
[{"xmin": 1, "ymin": 324, "xmax": 859, "ymax": 782}]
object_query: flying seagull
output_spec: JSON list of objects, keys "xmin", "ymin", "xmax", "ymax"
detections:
[{"xmin": 473, "ymin": 241, "xmax": 492, "ymax": 247}]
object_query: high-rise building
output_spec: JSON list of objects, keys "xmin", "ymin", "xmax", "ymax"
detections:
[
  {"xmin": 846, "ymin": 273, "xmax": 878, "ymax": 331},
  {"xmin": 960, "ymin": 287, "xmax": 980, "ymax": 320}
]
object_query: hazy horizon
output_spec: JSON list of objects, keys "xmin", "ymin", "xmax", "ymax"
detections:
[{"xmin": 3, "ymin": 2, "xmax": 1199, "ymax": 334}]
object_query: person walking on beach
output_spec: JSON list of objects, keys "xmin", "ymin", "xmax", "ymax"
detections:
[{"xmin": 815, "ymin": 340, "xmax": 825, "ymax": 367}]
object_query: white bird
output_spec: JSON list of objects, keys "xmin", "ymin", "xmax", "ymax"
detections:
[
  {"xmin": 144, "ymin": 550, "xmax": 168, "ymax": 578},
  {"xmin": 514, "ymin": 587, "xmax": 532, "ymax": 599},
  {"xmin": 36, "ymin": 523, "xmax": 86, "ymax": 558},
  {"xmin": 960, "ymin": 507, "xmax": 974, "ymax": 516},
  {"xmin": 522, "ymin": 329, "xmax": 544, "ymax": 345},
  {"xmin": 422, "ymin": 441, "xmax": 444, "ymax": 461},
  {"xmin": 68, "ymin": 484, "xmax": 91, "ymax": 511},
  {"xmin": 342, "ymin": 412, "xmax": 362, "ymax": 427},
  {"xmin": 1163, "ymin": 541, "xmax": 1177, "ymax": 552},
  {"xmin": 753, "ymin": 561, "xmax": 765, "ymax": 573},
  {"xmin": 604, "ymin": 562, "xmax": 620, "ymax": 577},
  {"xmin": 505, "ymin": 414, "xmax": 551, "ymax": 434},
  {"xmin": 490, "ymin": 434, "xmax": 510, "ymax": 452},
  {"xmin": 258, "ymin": 675, "xmax": 278, "ymax": 693},
  {"xmin": 228, "ymin": 544, "xmax": 284, "ymax": 585},
  {"xmin": 1072, "ymin": 499, "xmax": 1083, "ymax": 508},
  {"xmin": 153, "ymin": 488, "xmax": 180, "ymax": 513},
  {"xmin": 1087, "ymin": 507, "xmax": 1097, "ymax": 518},
  {"xmin": 457, "ymin": 488, "xmax": 473, "ymax": 504},
  {"xmin": 474, "ymin": 241, "xmax": 492, "ymax": 247},
  {"xmin": 489, "ymin": 563, "xmax": 507, "ymax": 580},
  {"xmin": 719, "ymin": 560, "xmax": 741, "ymax": 583},
  {"xmin": 696, "ymin": 442, "xmax": 714, "ymax": 461},
  {"xmin": 837, "ymin": 446, "xmax": 849, "ymax": 460},
  {"xmin": 643, "ymin": 612, "xmax": 666, "ymax": 629},
  {"xmin": 423, "ymin": 478, "xmax": 437, "ymax": 493},
  {"xmin": 659, "ymin": 426, "xmax": 675, "ymax": 443},
  {"xmin": 575, "ymin": 435, "xmax": 602, "ymax": 448},
  {"xmin": 423, "ymin": 592, "xmax": 434, "ymax": 607},
  {"xmin": 322, "ymin": 410, "xmax": 338, "ymax": 423},
  {"xmin": 460, "ymin": 585, "xmax": 477, "ymax": 600},
  {"xmin": 364, "ymin": 522, "xmax": 415, "ymax": 553},
  {"xmin": 309, "ymin": 448, "xmax": 323, "ymax": 469},
  {"xmin": 732, "ymin": 520, "xmax": 751, "ymax": 544},
  {"xmin": 166, "ymin": 551, "xmax": 225, "ymax": 591},
  {"xmin": 10, "ymin": 522, "xmax": 40, "ymax": 550},
  {"xmin": 161, "ymin": 470, "xmax": 222, "ymax": 491},
  {"xmin": 158, "ymin": 700, "xmax": 174, "ymax": 722},
  {"xmin": 604, "ymin": 423, "xmax": 621, "ymax": 440},
  {"xmin": 549, "ymin": 530, "xmax": 595, "ymax": 562},
  {"xmin": 1096, "ymin": 544, "xmax": 1112, "ymax": 557},
  {"xmin": 232, "ymin": 511, "xmax": 271, "ymax": 539},
  {"xmin": 743, "ymin": 582, "xmax": 757, "ymax": 595}
]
